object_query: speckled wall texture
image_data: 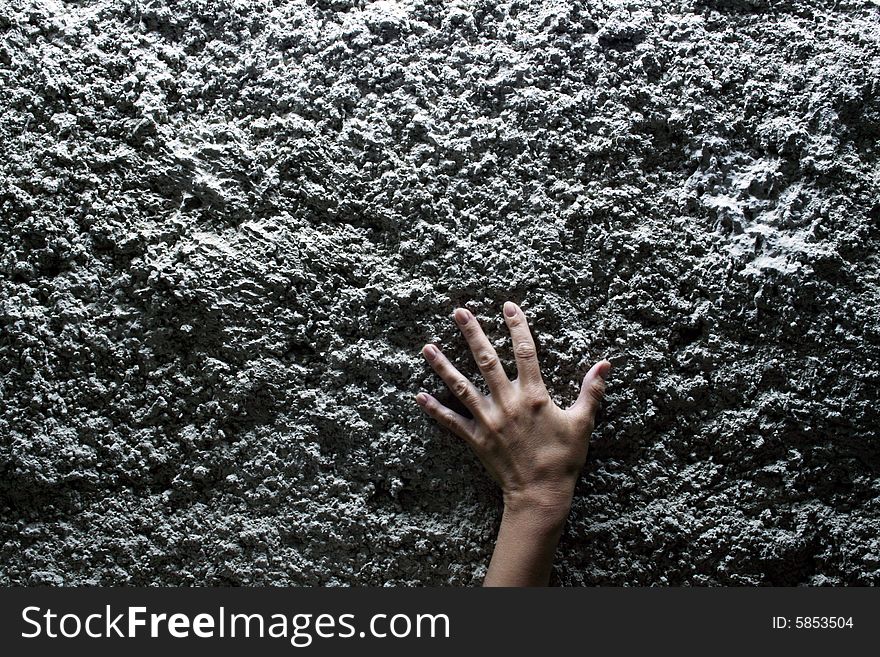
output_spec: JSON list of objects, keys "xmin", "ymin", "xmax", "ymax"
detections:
[{"xmin": 1, "ymin": 0, "xmax": 879, "ymax": 585}]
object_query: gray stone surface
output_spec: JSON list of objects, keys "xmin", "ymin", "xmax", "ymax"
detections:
[{"xmin": 1, "ymin": 0, "xmax": 879, "ymax": 585}]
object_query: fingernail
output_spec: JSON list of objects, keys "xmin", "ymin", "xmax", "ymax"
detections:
[
  {"xmin": 454, "ymin": 308, "xmax": 471, "ymax": 325},
  {"xmin": 415, "ymin": 392, "xmax": 428, "ymax": 406},
  {"xmin": 423, "ymin": 344, "xmax": 438, "ymax": 361},
  {"xmin": 597, "ymin": 360, "xmax": 612, "ymax": 379},
  {"xmin": 503, "ymin": 301, "xmax": 517, "ymax": 317}
]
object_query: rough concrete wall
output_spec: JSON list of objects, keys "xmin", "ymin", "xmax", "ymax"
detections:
[{"xmin": 1, "ymin": 0, "xmax": 878, "ymax": 586}]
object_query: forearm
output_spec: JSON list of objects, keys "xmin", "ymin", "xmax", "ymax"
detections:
[{"xmin": 483, "ymin": 493, "xmax": 572, "ymax": 587}]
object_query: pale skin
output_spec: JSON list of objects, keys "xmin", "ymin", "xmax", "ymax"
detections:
[{"xmin": 415, "ymin": 301, "xmax": 611, "ymax": 587}]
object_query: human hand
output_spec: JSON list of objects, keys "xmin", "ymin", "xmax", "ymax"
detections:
[
  {"xmin": 415, "ymin": 301, "xmax": 610, "ymax": 585},
  {"xmin": 415, "ymin": 301, "xmax": 610, "ymax": 512}
]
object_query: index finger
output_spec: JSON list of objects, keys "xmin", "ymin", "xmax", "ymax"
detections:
[{"xmin": 502, "ymin": 301, "xmax": 545, "ymax": 389}]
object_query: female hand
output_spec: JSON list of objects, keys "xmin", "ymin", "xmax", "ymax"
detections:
[{"xmin": 415, "ymin": 301, "xmax": 611, "ymax": 586}]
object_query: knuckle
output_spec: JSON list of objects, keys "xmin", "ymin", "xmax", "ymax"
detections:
[
  {"xmin": 467, "ymin": 429, "xmax": 486, "ymax": 449},
  {"xmin": 476, "ymin": 350, "xmax": 499, "ymax": 370},
  {"xmin": 588, "ymin": 379, "xmax": 606, "ymax": 403},
  {"xmin": 513, "ymin": 342, "xmax": 537, "ymax": 360},
  {"xmin": 483, "ymin": 416, "xmax": 504, "ymax": 434},
  {"xmin": 498, "ymin": 398, "xmax": 519, "ymax": 418},
  {"xmin": 526, "ymin": 391, "xmax": 549, "ymax": 410},
  {"xmin": 440, "ymin": 410, "xmax": 459, "ymax": 430},
  {"xmin": 451, "ymin": 378, "xmax": 471, "ymax": 400}
]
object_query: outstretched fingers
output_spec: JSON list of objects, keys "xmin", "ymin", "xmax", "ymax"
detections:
[{"xmin": 415, "ymin": 392, "xmax": 476, "ymax": 444}]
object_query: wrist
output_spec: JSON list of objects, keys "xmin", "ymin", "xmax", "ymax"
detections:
[{"xmin": 502, "ymin": 487, "xmax": 574, "ymax": 526}]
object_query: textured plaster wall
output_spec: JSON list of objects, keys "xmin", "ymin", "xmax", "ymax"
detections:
[{"xmin": 1, "ymin": 0, "xmax": 879, "ymax": 585}]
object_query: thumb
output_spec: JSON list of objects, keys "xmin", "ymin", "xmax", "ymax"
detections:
[{"xmin": 569, "ymin": 359, "xmax": 612, "ymax": 424}]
